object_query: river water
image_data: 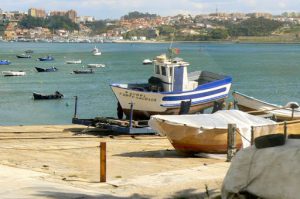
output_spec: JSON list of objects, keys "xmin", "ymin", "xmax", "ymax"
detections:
[{"xmin": 0, "ymin": 41, "xmax": 299, "ymax": 125}]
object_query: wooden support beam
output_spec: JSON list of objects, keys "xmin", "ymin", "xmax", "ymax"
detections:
[
  {"xmin": 227, "ymin": 123, "xmax": 236, "ymax": 162},
  {"xmin": 100, "ymin": 142, "xmax": 106, "ymax": 182}
]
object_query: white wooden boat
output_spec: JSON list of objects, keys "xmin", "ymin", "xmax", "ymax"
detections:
[
  {"xmin": 232, "ymin": 91, "xmax": 300, "ymax": 121},
  {"xmin": 142, "ymin": 59, "xmax": 153, "ymax": 65},
  {"xmin": 149, "ymin": 110, "xmax": 277, "ymax": 154},
  {"xmin": 66, "ymin": 60, "xmax": 82, "ymax": 64},
  {"xmin": 91, "ymin": 46, "xmax": 101, "ymax": 56},
  {"xmin": 111, "ymin": 54, "xmax": 232, "ymax": 120},
  {"xmin": 86, "ymin": 63, "xmax": 105, "ymax": 68},
  {"xmin": 2, "ymin": 71, "xmax": 26, "ymax": 76}
]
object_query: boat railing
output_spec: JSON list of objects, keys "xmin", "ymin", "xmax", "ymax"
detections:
[{"xmin": 226, "ymin": 119, "xmax": 300, "ymax": 162}]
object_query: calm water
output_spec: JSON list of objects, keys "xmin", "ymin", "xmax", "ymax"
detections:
[{"xmin": 0, "ymin": 41, "xmax": 300, "ymax": 125}]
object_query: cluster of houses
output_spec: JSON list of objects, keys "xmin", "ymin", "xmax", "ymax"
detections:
[{"xmin": 1, "ymin": 7, "xmax": 300, "ymax": 42}]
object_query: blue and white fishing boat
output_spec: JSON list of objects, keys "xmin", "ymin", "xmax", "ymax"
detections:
[
  {"xmin": 0, "ymin": 60, "xmax": 11, "ymax": 65},
  {"xmin": 110, "ymin": 54, "xmax": 232, "ymax": 119}
]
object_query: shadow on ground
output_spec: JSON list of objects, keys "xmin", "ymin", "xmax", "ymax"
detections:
[{"xmin": 114, "ymin": 149, "xmax": 194, "ymax": 158}]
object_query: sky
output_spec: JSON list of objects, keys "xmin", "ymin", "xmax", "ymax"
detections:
[{"xmin": 0, "ymin": 0, "xmax": 299, "ymax": 20}]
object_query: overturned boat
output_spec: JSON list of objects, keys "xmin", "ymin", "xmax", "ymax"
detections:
[
  {"xmin": 149, "ymin": 110, "xmax": 277, "ymax": 154},
  {"xmin": 111, "ymin": 54, "xmax": 232, "ymax": 119},
  {"xmin": 233, "ymin": 91, "xmax": 300, "ymax": 121}
]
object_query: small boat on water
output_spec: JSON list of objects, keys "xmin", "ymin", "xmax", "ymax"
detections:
[
  {"xmin": 232, "ymin": 91, "xmax": 300, "ymax": 121},
  {"xmin": 35, "ymin": 67, "xmax": 58, "ymax": 72},
  {"xmin": 149, "ymin": 110, "xmax": 277, "ymax": 154},
  {"xmin": 38, "ymin": 55, "xmax": 54, "ymax": 61},
  {"xmin": 142, "ymin": 59, "xmax": 153, "ymax": 65},
  {"xmin": 73, "ymin": 69, "xmax": 94, "ymax": 74},
  {"xmin": 86, "ymin": 63, "xmax": 105, "ymax": 68},
  {"xmin": 25, "ymin": 50, "xmax": 34, "ymax": 54},
  {"xmin": 66, "ymin": 60, "xmax": 82, "ymax": 64},
  {"xmin": 2, "ymin": 71, "xmax": 26, "ymax": 76},
  {"xmin": 0, "ymin": 60, "xmax": 11, "ymax": 65},
  {"xmin": 111, "ymin": 53, "xmax": 232, "ymax": 120},
  {"xmin": 16, "ymin": 53, "xmax": 31, "ymax": 58},
  {"xmin": 91, "ymin": 46, "xmax": 101, "ymax": 56},
  {"xmin": 33, "ymin": 91, "xmax": 63, "ymax": 100}
]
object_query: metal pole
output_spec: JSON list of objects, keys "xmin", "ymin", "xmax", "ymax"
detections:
[
  {"xmin": 284, "ymin": 121, "xmax": 287, "ymax": 139},
  {"xmin": 251, "ymin": 126, "xmax": 254, "ymax": 145},
  {"xmin": 129, "ymin": 102, "xmax": 134, "ymax": 129},
  {"xmin": 227, "ymin": 123, "xmax": 237, "ymax": 162},
  {"xmin": 100, "ymin": 142, "xmax": 106, "ymax": 182},
  {"xmin": 73, "ymin": 96, "xmax": 78, "ymax": 118}
]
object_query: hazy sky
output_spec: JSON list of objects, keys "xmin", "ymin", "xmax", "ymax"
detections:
[{"xmin": 0, "ymin": 0, "xmax": 299, "ymax": 19}]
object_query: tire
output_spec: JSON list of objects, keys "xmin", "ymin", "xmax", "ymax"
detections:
[{"xmin": 254, "ymin": 134, "xmax": 285, "ymax": 149}]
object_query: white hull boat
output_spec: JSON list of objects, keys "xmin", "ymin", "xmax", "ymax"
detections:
[
  {"xmin": 92, "ymin": 46, "xmax": 101, "ymax": 56},
  {"xmin": 111, "ymin": 54, "xmax": 232, "ymax": 120},
  {"xmin": 2, "ymin": 71, "xmax": 26, "ymax": 76},
  {"xmin": 233, "ymin": 91, "xmax": 300, "ymax": 121},
  {"xmin": 66, "ymin": 60, "xmax": 82, "ymax": 64},
  {"xmin": 143, "ymin": 59, "xmax": 153, "ymax": 65},
  {"xmin": 86, "ymin": 64, "xmax": 105, "ymax": 68}
]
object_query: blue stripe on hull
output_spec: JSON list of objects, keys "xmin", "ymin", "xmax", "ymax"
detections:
[
  {"xmin": 162, "ymin": 87, "xmax": 227, "ymax": 101},
  {"xmin": 161, "ymin": 94, "xmax": 228, "ymax": 107}
]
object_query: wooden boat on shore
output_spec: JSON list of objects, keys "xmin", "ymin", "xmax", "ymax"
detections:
[
  {"xmin": 111, "ymin": 54, "xmax": 232, "ymax": 120},
  {"xmin": 149, "ymin": 110, "xmax": 277, "ymax": 154},
  {"xmin": 33, "ymin": 91, "xmax": 63, "ymax": 100},
  {"xmin": 232, "ymin": 91, "xmax": 300, "ymax": 121},
  {"xmin": 73, "ymin": 69, "xmax": 94, "ymax": 74},
  {"xmin": 35, "ymin": 67, "xmax": 58, "ymax": 72},
  {"xmin": 38, "ymin": 56, "xmax": 54, "ymax": 61},
  {"xmin": 16, "ymin": 53, "xmax": 31, "ymax": 58},
  {"xmin": 2, "ymin": 71, "xmax": 26, "ymax": 76}
]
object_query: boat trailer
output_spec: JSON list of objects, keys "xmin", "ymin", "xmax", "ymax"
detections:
[{"xmin": 71, "ymin": 96, "xmax": 156, "ymax": 135}]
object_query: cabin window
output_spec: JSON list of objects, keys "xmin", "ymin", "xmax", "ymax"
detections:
[
  {"xmin": 161, "ymin": 66, "xmax": 167, "ymax": 76},
  {"xmin": 155, "ymin": 65, "xmax": 160, "ymax": 74},
  {"xmin": 169, "ymin": 67, "xmax": 173, "ymax": 76}
]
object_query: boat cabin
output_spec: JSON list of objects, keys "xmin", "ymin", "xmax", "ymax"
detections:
[{"xmin": 149, "ymin": 54, "xmax": 198, "ymax": 92}]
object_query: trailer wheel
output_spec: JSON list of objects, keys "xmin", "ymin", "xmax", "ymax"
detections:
[{"xmin": 254, "ymin": 134, "xmax": 285, "ymax": 149}]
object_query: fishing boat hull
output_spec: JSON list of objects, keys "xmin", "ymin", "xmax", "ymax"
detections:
[
  {"xmin": 16, "ymin": 54, "xmax": 31, "ymax": 58},
  {"xmin": 111, "ymin": 75, "xmax": 231, "ymax": 119},
  {"xmin": 38, "ymin": 57, "xmax": 54, "ymax": 61},
  {"xmin": 86, "ymin": 64, "xmax": 105, "ymax": 68},
  {"xmin": 73, "ymin": 69, "xmax": 94, "ymax": 74},
  {"xmin": 0, "ymin": 60, "xmax": 11, "ymax": 65},
  {"xmin": 233, "ymin": 91, "xmax": 300, "ymax": 121},
  {"xmin": 66, "ymin": 60, "xmax": 82, "ymax": 64}
]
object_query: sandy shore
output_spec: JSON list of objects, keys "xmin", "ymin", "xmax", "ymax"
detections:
[{"xmin": 0, "ymin": 125, "xmax": 229, "ymax": 198}]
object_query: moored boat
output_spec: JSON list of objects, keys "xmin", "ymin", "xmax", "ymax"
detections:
[
  {"xmin": 73, "ymin": 69, "xmax": 94, "ymax": 74},
  {"xmin": 0, "ymin": 60, "xmax": 11, "ymax": 65},
  {"xmin": 91, "ymin": 46, "xmax": 101, "ymax": 56},
  {"xmin": 38, "ymin": 55, "xmax": 54, "ymax": 61},
  {"xmin": 111, "ymin": 54, "xmax": 232, "ymax": 120},
  {"xmin": 142, "ymin": 59, "xmax": 153, "ymax": 65},
  {"xmin": 33, "ymin": 91, "xmax": 63, "ymax": 100},
  {"xmin": 2, "ymin": 71, "xmax": 26, "ymax": 76},
  {"xmin": 24, "ymin": 50, "xmax": 34, "ymax": 54},
  {"xmin": 35, "ymin": 67, "xmax": 58, "ymax": 72},
  {"xmin": 86, "ymin": 63, "xmax": 105, "ymax": 68},
  {"xmin": 149, "ymin": 110, "xmax": 277, "ymax": 154},
  {"xmin": 232, "ymin": 91, "xmax": 300, "ymax": 121},
  {"xmin": 16, "ymin": 53, "xmax": 31, "ymax": 58},
  {"xmin": 66, "ymin": 60, "xmax": 82, "ymax": 64}
]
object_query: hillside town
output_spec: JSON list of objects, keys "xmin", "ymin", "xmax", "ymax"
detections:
[{"xmin": 1, "ymin": 7, "xmax": 300, "ymax": 42}]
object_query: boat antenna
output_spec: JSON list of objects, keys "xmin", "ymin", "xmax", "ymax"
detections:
[{"xmin": 168, "ymin": 28, "xmax": 176, "ymax": 59}]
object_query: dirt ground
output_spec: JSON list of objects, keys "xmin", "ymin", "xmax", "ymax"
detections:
[{"xmin": 0, "ymin": 125, "xmax": 230, "ymax": 199}]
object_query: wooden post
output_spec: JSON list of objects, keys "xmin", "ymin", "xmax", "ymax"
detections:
[
  {"xmin": 284, "ymin": 121, "xmax": 287, "ymax": 139},
  {"xmin": 100, "ymin": 142, "xmax": 106, "ymax": 182},
  {"xmin": 73, "ymin": 96, "xmax": 78, "ymax": 118},
  {"xmin": 251, "ymin": 126, "xmax": 254, "ymax": 145},
  {"xmin": 227, "ymin": 123, "xmax": 237, "ymax": 162}
]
